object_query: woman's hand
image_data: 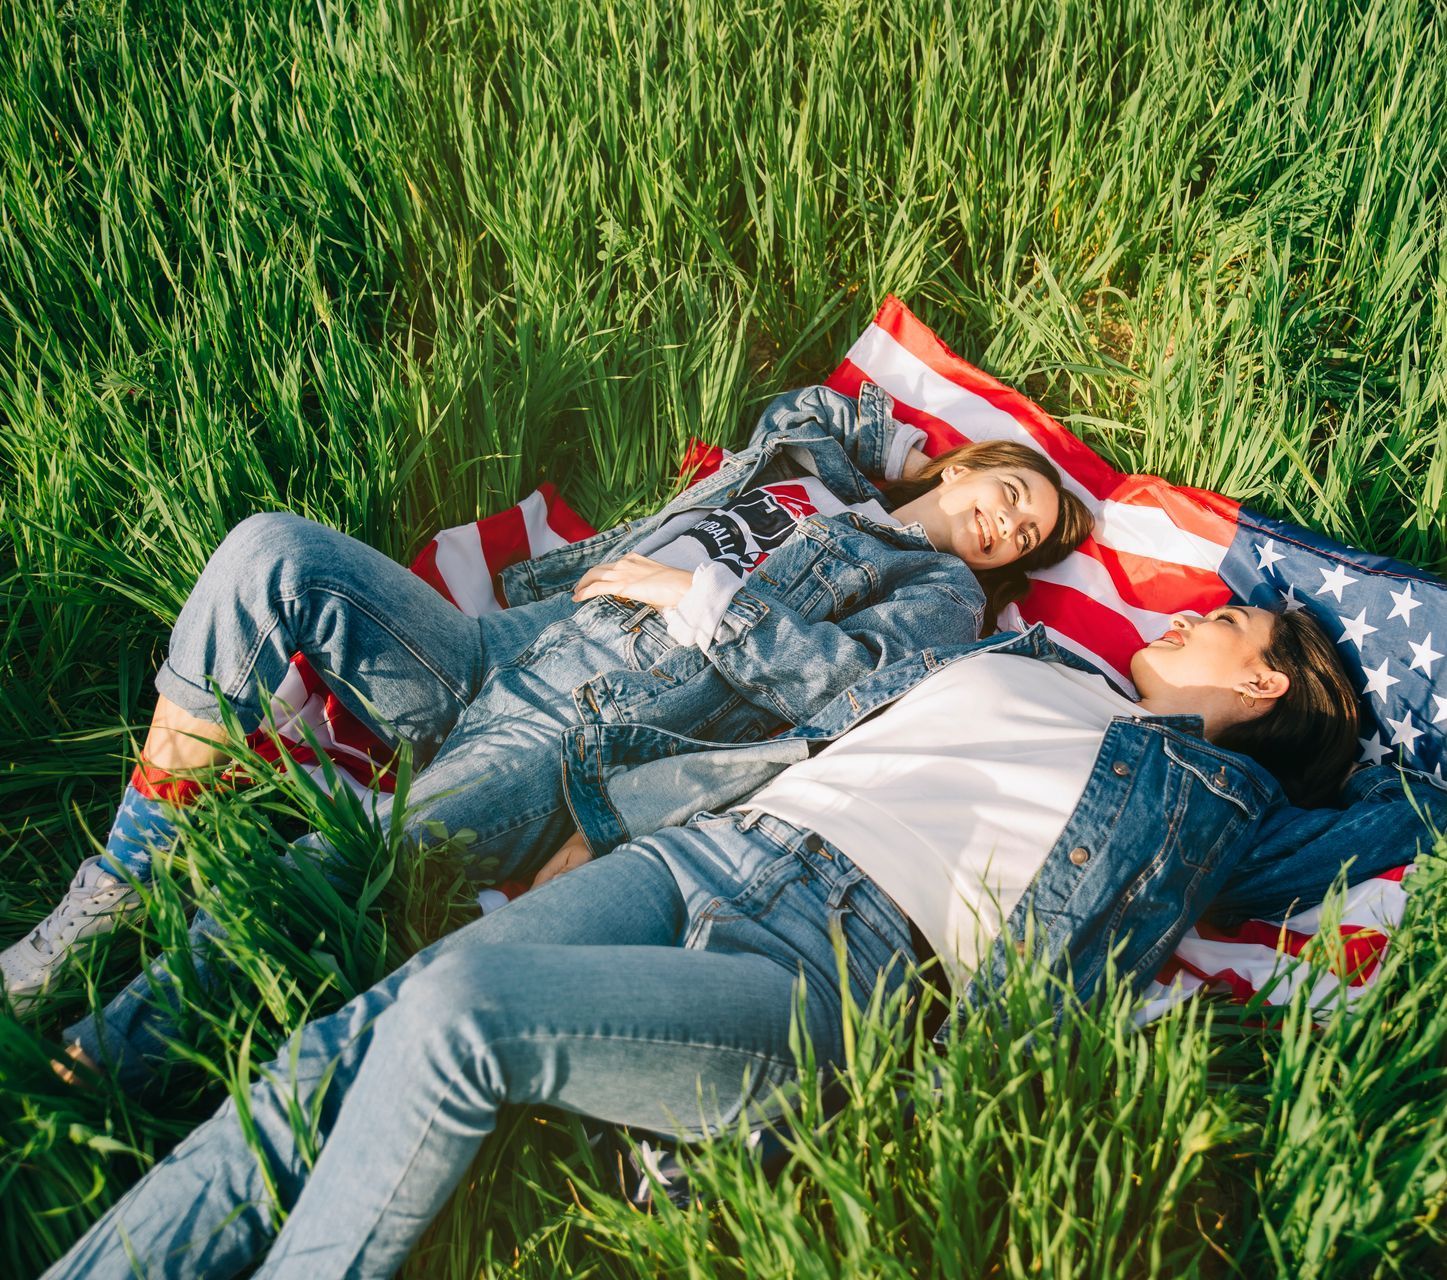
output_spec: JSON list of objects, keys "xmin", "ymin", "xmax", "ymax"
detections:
[
  {"xmin": 572, "ymin": 554, "xmax": 692, "ymax": 611},
  {"xmin": 532, "ymin": 830, "xmax": 595, "ymax": 887}
]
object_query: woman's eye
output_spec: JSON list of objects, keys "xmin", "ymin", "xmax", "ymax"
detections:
[{"xmin": 1006, "ymin": 483, "xmax": 1019, "ymax": 502}]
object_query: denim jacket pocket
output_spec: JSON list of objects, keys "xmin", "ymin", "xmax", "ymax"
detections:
[{"xmin": 811, "ymin": 558, "xmax": 878, "ymax": 616}]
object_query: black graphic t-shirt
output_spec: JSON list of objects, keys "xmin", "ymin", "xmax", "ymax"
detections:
[{"xmin": 650, "ymin": 477, "xmax": 895, "ymax": 579}]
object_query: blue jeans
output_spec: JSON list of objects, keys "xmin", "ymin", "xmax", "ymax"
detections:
[
  {"xmin": 155, "ymin": 510, "xmax": 682, "ymax": 876},
  {"xmin": 44, "ymin": 812, "xmax": 916, "ymax": 1279},
  {"xmin": 66, "ymin": 510, "xmax": 694, "ymax": 1086}
]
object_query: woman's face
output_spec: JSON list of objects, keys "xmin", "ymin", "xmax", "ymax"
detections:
[
  {"xmin": 928, "ymin": 464, "xmax": 1061, "ymax": 570},
  {"xmin": 1130, "ymin": 606, "xmax": 1289, "ymax": 727}
]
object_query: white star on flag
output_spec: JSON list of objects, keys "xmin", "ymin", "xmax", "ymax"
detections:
[
  {"xmin": 1358, "ymin": 732, "xmax": 1391, "ymax": 765},
  {"xmin": 1361, "ymin": 658, "xmax": 1400, "ymax": 699},
  {"xmin": 1280, "ymin": 584, "xmax": 1306, "ymax": 612},
  {"xmin": 1428, "ymin": 762, "xmax": 1447, "ymax": 791},
  {"xmin": 1337, "ymin": 608, "xmax": 1378, "ymax": 650},
  {"xmin": 1408, "ymin": 633, "xmax": 1442, "ymax": 675},
  {"xmin": 1386, "ymin": 711, "xmax": 1425, "ymax": 754},
  {"xmin": 1315, "ymin": 564, "xmax": 1357, "ymax": 602},
  {"xmin": 1256, "ymin": 540, "xmax": 1286, "ymax": 572},
  {"xmin": 1434, "ymin": 695, "xmax": 1447, "ymax": 725},
  {"xmin": 1387, "ymin": 583, "xmax": 1421, "ymax": 625}
]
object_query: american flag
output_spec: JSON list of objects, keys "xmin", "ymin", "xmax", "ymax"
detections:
[{"xmin": 245, "ymin": 296, "xmax": 1444, "ymax": 1018}]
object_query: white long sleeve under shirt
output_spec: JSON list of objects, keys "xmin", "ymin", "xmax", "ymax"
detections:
[{"xmin": 743, "ymin": 654, "xmax": 1143, "ymax": 990}]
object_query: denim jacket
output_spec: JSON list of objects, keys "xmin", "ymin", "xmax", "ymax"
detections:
[
  {"xmin": 502, "ymin": 384, "xmax": 988, "ymax": 736},
  {"xmin": 559, "ymin": 626, "xmax": 1447, "ymax": 1037}
]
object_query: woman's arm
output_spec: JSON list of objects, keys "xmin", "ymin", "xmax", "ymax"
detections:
[
  {"xmin": 747, "ymin": 383, "xmax": 926, "ymax": 482},
  {"xmin": 1209, "ymin": 771, "xmax": 1447, "ymax": 925},
  {"xmin": 574, "ymin": 541, "xmax": 983, "ymax": 728}
]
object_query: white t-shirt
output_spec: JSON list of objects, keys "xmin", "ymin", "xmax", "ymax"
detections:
[
  {"xmin": 638, "ymin": 477, "xmax": 898, "ymax": 648},
  {"xmin": 744, "ymin": 654, "xmax": 1142, "ymax": 989}
]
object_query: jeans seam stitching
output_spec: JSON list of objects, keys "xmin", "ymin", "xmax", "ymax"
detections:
[{"xmin": 274, "ymin": 582, "xmax": 475, "ymax": 709}]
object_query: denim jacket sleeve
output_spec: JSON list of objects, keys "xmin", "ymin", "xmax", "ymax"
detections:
[
  {"xmin": 1207, "ymin": 766, "xmax": 1447, "ymax": 926},
  {"xmin": 701, "ymin": 547, "xmax": 985, "ymax": 726},
  {"xmin": 746, "ymin": 382, "xmax": 925, "ymax": 481}
]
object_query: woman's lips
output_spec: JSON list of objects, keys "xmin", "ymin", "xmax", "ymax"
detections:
[
  {"xmin": 975, "ymin": 511, "xmax": 992, "ymax": 555},
  {"xmin": 1157, "ymin": 631, "xmax": 1185, "ymax": 646}
]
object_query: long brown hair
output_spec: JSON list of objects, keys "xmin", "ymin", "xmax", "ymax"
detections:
[
  {"xmin": 885, "ymin": 441, "xmax": 1094, "ymax": 631},
  {"xmin": 1214, "ymin": 608, "xmax": 1361, "ymax": 807}
]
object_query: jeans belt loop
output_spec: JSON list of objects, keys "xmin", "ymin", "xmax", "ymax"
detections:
[
  {"xmin": 621, "ymin": 604, "xmax": 653, "ymax": 630},
  {"xmin": 735, "ymin": 807, "xmax": 764, "ymax": 831}
]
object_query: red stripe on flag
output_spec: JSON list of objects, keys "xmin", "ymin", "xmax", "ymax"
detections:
[
  {"xmin": 1013, "ymin": 579, "xmax": 1147, "ymax": 676},
  {"xmin": 1083, "ymin": 536, "xmax": 1233, "ymax": 614},
  {"xmin": 1194, "ymin": 919, "xmax": 1389, "ymax": 986},
  {"xmin": 679, "ymin": 440, "xmax": 727, "ymax": 487},
  {"xmin": 538, "ymin": 481, "xmax": 596, "ymax": 542},
  {"xmin": 477, "ymin": 503, "xmax": 532, "ymax": 607}
]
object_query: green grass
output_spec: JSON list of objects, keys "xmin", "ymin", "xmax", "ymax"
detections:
[{"xmin": 2, "ymin": 0, "xmax": 1446, "ymax": 1274}]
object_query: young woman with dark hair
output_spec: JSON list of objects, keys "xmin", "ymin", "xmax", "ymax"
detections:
[{"xmin": 48, "ymin": 602, "xmax": 1444, "ymax": 1280}]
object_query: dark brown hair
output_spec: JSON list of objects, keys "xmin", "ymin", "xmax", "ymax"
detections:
[
  {"xmin": 1214, "ymin": 608, "xmax": 1362, "ymax": 807},
  {"xmin": 885, "ymin": 441, "xmax": 1094, "ymax": 631}
]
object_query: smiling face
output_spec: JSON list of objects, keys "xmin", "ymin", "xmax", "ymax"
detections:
[
  {"xmin": 1130, "ymin": 605, "xmax": 1291, "ymax": 735},
  {"xmin": 924, "ymin": 464, "xmax": 1062, "ymax": 570}
]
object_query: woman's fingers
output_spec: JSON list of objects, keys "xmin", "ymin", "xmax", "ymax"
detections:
[
  {"xmin": 531, "ymin": 832, "xmax": 595, "ymax": 886},
  {"xmin": 572, "ymin": 560, "xmax": 618, "ymax": 601},
  {"xmin": 573, "ymin": 556, "xmax": 689, "ymax": 609}
]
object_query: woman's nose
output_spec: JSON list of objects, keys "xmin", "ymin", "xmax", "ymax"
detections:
[
  {"xmin": 1170, "ymin": 614, "xmax": 1193, "ymax": 632},
  {"xmin": 997, "ymin": 507, "xmax": 1019, "ymax": 540}
]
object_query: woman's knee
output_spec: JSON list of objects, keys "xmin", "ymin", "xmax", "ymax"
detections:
[
  {"xmin": 387, "ymin": 947, "xmax": 532, "ymax": 1046},
  {"xmin": 208, "ymin": 511, "xmax": 334, "ymax": 587}
]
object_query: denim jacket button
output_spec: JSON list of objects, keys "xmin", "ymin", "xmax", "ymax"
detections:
[
  {"xmin": 1068, "ymin": 846, "xmax": 1090, "ymax": 867},
  {"xmin": 1112, "ymin": 762, "xmax": 1130, "ymax": 778}
]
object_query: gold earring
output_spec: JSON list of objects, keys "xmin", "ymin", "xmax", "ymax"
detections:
[{"xmin": 1238, "ymin": 690, "xmax": 1256, "ymax": 709}]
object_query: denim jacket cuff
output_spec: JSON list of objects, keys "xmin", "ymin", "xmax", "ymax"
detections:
[
  {"xmin": 710, "ymin": 586, "xmax": 770, "ymax": 650},
  {"xmin": 883, "ymin": 423, "xmax": 926, "ymax": 481},
  {"xmin": 662, "ymin": 561, "xmax": 744, "ymax": 652}
]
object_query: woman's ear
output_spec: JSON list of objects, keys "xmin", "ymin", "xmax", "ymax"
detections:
[
  {"xmin": 1240, "ymin": 668, "xmax": 1291, "ymax": 705},
  {"xmin": 941, "ymin": 463, "xmax": 968, "ymax": 483}
]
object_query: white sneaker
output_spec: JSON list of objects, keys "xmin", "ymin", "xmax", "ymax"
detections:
[{"xmin": 1, "ymin": 857, "xmax": 143, "ymax": 1012}]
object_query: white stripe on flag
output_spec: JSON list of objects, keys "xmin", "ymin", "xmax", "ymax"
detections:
[
  {"xmin": 521, "ymin": 489, "xmax": 572, "ymax": 556},
  {"xmin": 1263, "ymin": 875, "xmax": 1409, "ymax": 934},
  {"xmin": 432, "ymin": 523, "xmax": 499, "ymax": 617},
  {"xmin": 1027, "ymin": 555, "xmax": 1179, "ymax": 644}
]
